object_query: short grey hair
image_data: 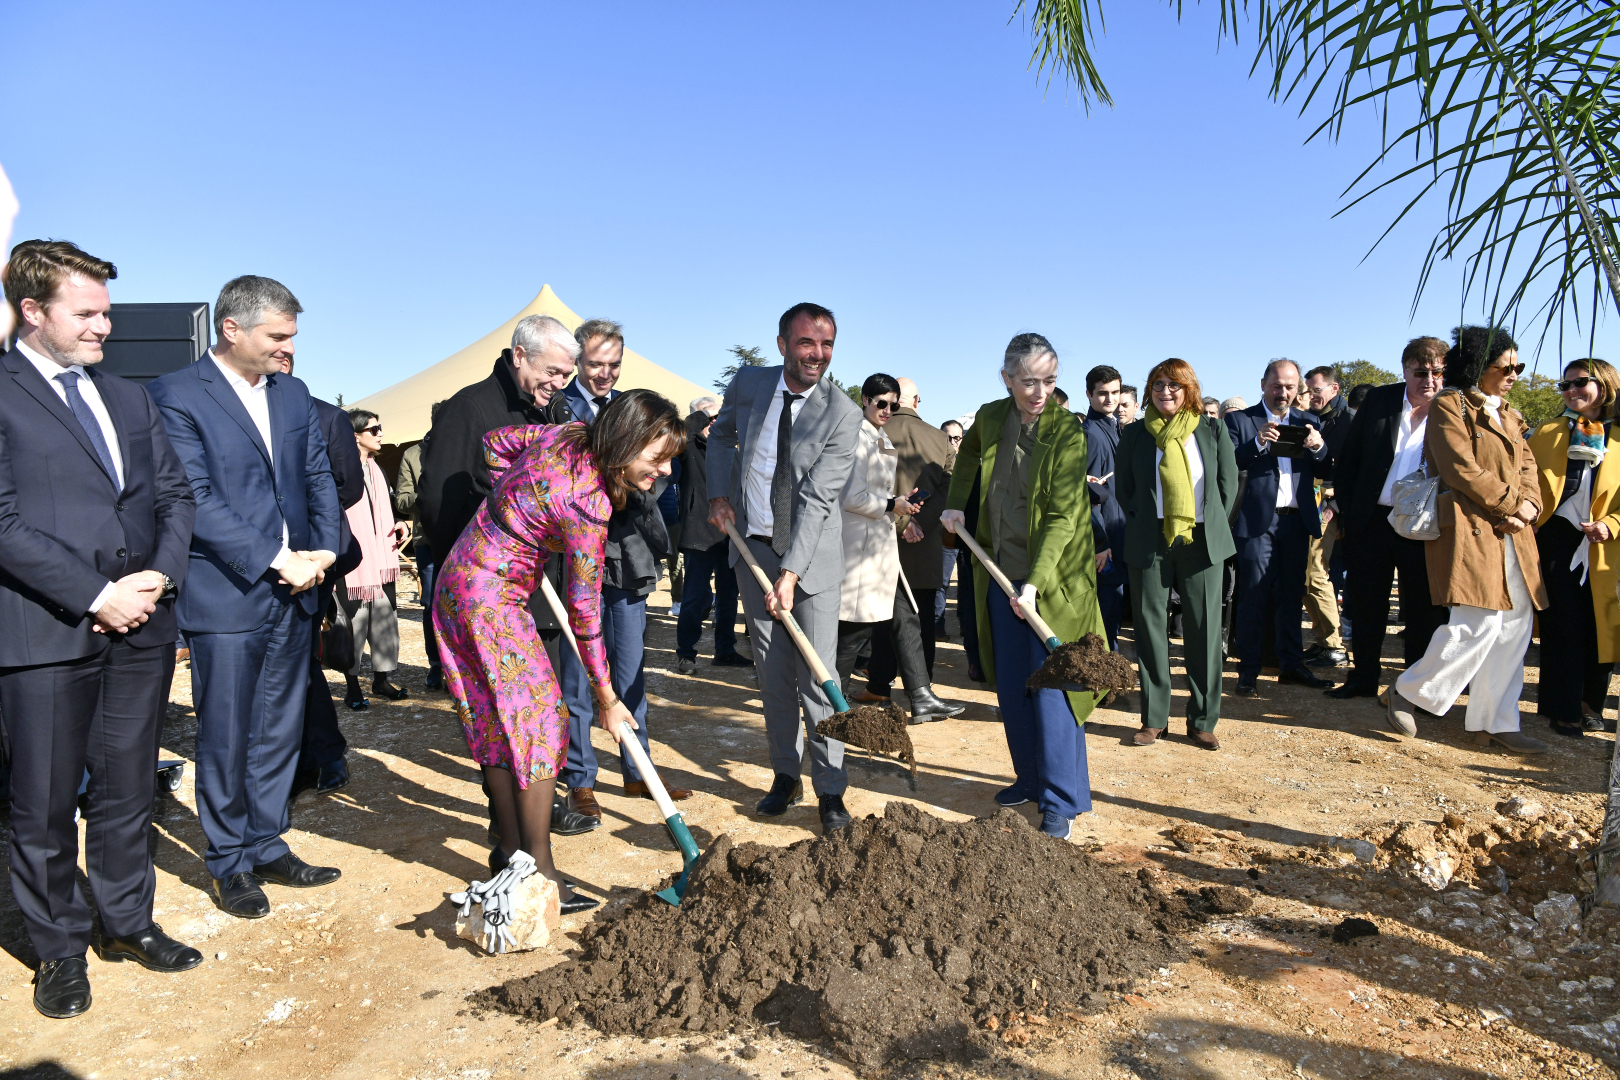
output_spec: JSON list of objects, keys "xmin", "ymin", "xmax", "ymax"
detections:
[
  {"xmin": 1202, "ymin": 396, "xmax": 1220, "ymax": 408},
  {"xmin": 215, "ymin": 275, "xmax": 302, "ymax": 340},
  {"xmin": 511, "ymin": 314, "xmax": 581, "ymax": 362},
  {"xmin": 689, "ymin": 395, "xmax": 720, "ymax": 415},
  {"xmin": 1220, "ymin": 395, "xmax": 1247, "ymax": 413},
  {"xmin": 1263, "ymin": 357, "xmax": 1301, "ymax": 383},
  {"xmin": 1002, "ymin": 332, "xmax": 1058, "ymax": 380}
]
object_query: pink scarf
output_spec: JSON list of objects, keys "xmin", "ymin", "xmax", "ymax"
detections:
[{"xmin": 344, "ymin": 456, "xmax": 400, "ymax": 601}]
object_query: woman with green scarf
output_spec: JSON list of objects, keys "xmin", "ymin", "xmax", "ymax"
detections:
[
  {"xmin": 1115, "ymin": 358, "xmax": 1239, "ymax": 749},
  {"xmin": 942, "ymin": 333, "xmax": 1105, "ymax": 841}
]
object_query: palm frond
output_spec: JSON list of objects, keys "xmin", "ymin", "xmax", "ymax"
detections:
[{"xmin": 1012, "ymin": 0, "xmax": 1115, "ymax": 110}]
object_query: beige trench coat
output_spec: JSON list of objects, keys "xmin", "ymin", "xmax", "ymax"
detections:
[
  {"xmin": 1424, "ymin": 387, "xmax": 1549, "ymax": 611},
  {"xmin": 839, "ymin": 419, "xmax": 901, "ymax": 623}
]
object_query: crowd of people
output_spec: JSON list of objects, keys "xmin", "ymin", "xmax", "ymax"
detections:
[{"xmin": 1, "ymin": 238, "xmax": 1613, "ymax": 1022}]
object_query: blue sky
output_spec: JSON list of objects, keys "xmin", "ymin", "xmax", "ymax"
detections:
[{"xmin": 4, "ymin": 1, "xmax": 1611, "ymax": 425}]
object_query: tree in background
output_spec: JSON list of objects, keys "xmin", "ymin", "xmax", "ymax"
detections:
[
  {"xmin": 714, "ymin": 345, "xmax": 767, "ymax": 393},
  {"xmin": 1507, "ymin": 372, "xmax": 1565, "ymax": 428},
  {"xmin": 1336, "ymin": 359, "xmax": 1399, "ymax": 389}
]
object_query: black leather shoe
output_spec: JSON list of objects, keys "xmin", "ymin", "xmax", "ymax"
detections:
[
  {"xmin": 818, "ymin": 794, "xmax": 852, "ymax": 833},
  {"xmin": 344, "ymin": 682, "xmax": 369, "ymax": 711},
  {"xmin": 551, "ymin": 794, "xmax": 601, "ymax": 836},
  {"xmin": 559, "ymin": 890, "xmax": 600, "ymax": 915},
  {"xmin": 96, "ymin": 924, "xmax": 203, "ymax": 973},
  {"xmin": 254, "ymin": 851, "xmax": 341, "ymax": 888},
  {"xmin": 1278, "ymin": 666, "xmax": 1330, "ymax": 689},
  {"xmin": 424, "ymin": 669, "xmax": 444, "ymax": 691},
  {"xmin": 755, "ymin": 774, "xmax": 804, "ymax": 817},
  {"xmin": 213, "ymin": 873, "xmax": 270, "ymax": 918},
  {"xmin": 1325, "ymin": 680, "xmax": 1379, "ymax": 699},
  {"xmin": 314, "ymin": 758, "xmax": 349, "ymax": 794},
  {"xmin": 33, "ymin": 956, "xmax": 91, "ymax": 1019},
  {"xmin": 908, "ymin": 685, "xmax": 965, "ymax": 723},
  {"xmin": 488, "ymin": 846, "xmax": 510, "ymax": 876},
  {"xmin": 1232, "ymin": 677, "xmax": 1258, "ymax": 697},
  {"xmin": 1305, "ymin": 648, "xmax": 1347, "ymax": 667},
  {"xmin": 372, "ymin": 675, "xmax": 409, "ymax": 701},
  {"xmin": 712, "ymin": 652, "xmax": 754, "ymax": 668}
]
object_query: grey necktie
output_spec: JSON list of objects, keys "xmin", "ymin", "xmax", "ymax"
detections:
[
  {"xmin": 770, "ymin": 390, "xmax": 802, "ymax": 556},
  {"xmin": 55, "ymin": 371, "xmax": 119, "ymax": 487}
]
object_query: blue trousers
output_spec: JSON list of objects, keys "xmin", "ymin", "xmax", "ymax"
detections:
[
  {"xmin": 676, "ymin": 541, "xmax": 739, "ymax": 660},
  {"xmin": 1096, "ymin": 573, "xmax": 1125, "ymax": 652},
  {"xmin": 188, "ymin": 601, "xmax": 312, "ymax": 879},
  {"xmin": 415, "ymin": 538, "xmax": 441, "ymax": 675},
  {"xmin": 936, "ymin": 549, "xmax": 955, "ymax": 624},
  {"xmin": 1235, "ymin": 511, "xmax": 1309, "ymax": 678},
  {"xmin": 987, "ymin": 579, "xmax": 1090, "ymax": 819},
  {"xmin": 559, "ymin": 587, "xmax": 652, "ymax": 787}
]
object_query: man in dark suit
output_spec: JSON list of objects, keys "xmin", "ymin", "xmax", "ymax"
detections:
[
  {"xmin": 1082, "ymin": 365, "xmax": 1128, "ymax": 650},
  {"xmin": 1226, "ymin": 359, "xmax": 1333, "ymax": 696},
  {"xmin": 1323, "ymin": 338, "xmax": 1452, "ymax": 699},
  {"xmin": 0, "ymin": 241, "xmax": 199, "ymax": 1018},
  {"xmin": 560, "ymin": 317, "xmax": 623, "ymax": 424},
  {"xmin": 149, "ymin": 276, "xmax": 342, "ymax": 920},
  {"xmin": 279, "ymin": 356, "xmax": 364, "ymax": 798}
]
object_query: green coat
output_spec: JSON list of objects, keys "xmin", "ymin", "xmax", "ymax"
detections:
[
  {"xmin": 1114, "ymin": 415, "xmax": 1240, "ymax": 569},
  {"xmin": 946, "ymin": 397, "xmax": 1106, "ymax": 722}
]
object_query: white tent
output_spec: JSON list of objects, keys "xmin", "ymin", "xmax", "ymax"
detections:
[{"xmin": 350, "ymin": 285, "xmax": 710, "ymax": 443}]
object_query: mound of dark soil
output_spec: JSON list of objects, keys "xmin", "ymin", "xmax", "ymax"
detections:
[
  {"xmin": 481, "ymin": 802, "xmax": 1227, "ymax": 1069},
  {"xmin": 1026, "ymin": 633, "xmax": 1137, "ymax": 703},
  {"xmin": 819, "ymin": 704, "xmax": 915, "ymax": 780}
]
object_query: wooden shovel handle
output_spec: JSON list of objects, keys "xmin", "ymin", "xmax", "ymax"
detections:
[
  {"xmin": 951, "ymin": 527, "xmax": 1063, "ymax": 652},
  {"xmin": 721, "ymin": 521, "xmax": 846, "ymax": 703}
]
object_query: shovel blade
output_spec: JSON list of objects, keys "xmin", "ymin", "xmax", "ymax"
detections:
[{"xmin": 654, "ymin": 813, "xmax": 702, "ymax": 907}]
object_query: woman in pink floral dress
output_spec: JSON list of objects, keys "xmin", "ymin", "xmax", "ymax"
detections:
[{"xmin": 434, "ymin": 390, "xmax": 685, "ymax": 909}]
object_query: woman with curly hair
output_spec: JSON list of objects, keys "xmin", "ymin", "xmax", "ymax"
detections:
[{"xmin": 434, "ymin": 390, "xmax": 685, "ymax": 910}]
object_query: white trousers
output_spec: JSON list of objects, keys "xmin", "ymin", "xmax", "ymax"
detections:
[{"xmin": 1395, "ymin": 537, "xmax": 1532, "ymax": 733}]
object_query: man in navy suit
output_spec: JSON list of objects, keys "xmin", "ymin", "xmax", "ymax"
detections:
[
  {"xmin": 560, "ymin": 318, "xmax": 624, "ymax": 423},
  {"xmin": 1082, "ymin": 365, "xmax": 1127, "ymax": 650},
  {"xmin": 149, "ymin": 276, "xmax": 342, "ymax": 920},
  {"xmin": 1225, "ymin": 359, "xmax": 1333, "ymax": 696},
  {"xmin": 0, "ymin": 241, "xmax": 199, "ymax": 1018}
]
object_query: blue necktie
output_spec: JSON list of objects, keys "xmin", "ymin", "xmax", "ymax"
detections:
[{"xmin": 55, "ymin": 371, "xmax": 119, "ymax": 487}]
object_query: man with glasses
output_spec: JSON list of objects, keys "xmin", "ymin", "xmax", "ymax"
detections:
[{"xmin": 1324, "ymin": 337, "xmax": 1452, "ymax": 700}]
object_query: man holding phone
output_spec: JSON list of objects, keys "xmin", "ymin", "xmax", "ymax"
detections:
[{"xmin": 1225, "ymin": 359, "xmax": 1332, "ymax": 696}]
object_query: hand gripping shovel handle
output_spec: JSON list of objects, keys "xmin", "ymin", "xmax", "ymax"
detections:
[
  {"xmin": 538, "ymin": 575, "xmax": 699, "ymax": 904},
  {"xmin": 951, "ymin": 527, "xmax": 1063, "ymax": 652},
  {"xmin": 721, "ymin": 521, "xmax": 851, "ymax": 713}
]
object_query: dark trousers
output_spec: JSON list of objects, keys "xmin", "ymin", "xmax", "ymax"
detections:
[
  {"xmin": 1537, "ymin": 517, "xmax": 1614, "ymax": 721},
  {"xmin": 188, "ymin": 601, "xmax": 312, "ymax": 879},
  {"xmin": 868, "ymin": 584, "xmax": 934, "ymax": 689},
  {"xmin": 298, "ymin": 581, "xmax": 347, "ymax": 776},
  {"xmin": 415, "ymin": 538, "xmax": 442, "ymax": 674},
  {"xmin": 988, "ymin": 578, "xmax": 1089, "ymax": 819},
  {"xmin": 1096, "ymin": 571, "xmax": 1126, "ymax": 652},
  {"xmin": 957, "ymin": 551, "xmax": 982, "ymax": 673},
  {"xmin": 0, "ymin": 639, "xmax": 167, "ymax": 960},
  {"xmin": 676, "ymin": 541, "xmax": 739, "ymax": 660},
  {"xmin": 559, "ymin": 587, "xmax": 652, "ymax": 787},
  {"xmin": 1344, "ymin": 510, "xmax": 1448, "ymax": 688},
  {"xmin": 1130, "ymin": 527, "xmax": 1223, "ymax": 730},
  {"xmin": 1235, "ymin": 511, "xmax": 1310, "ymax": 678}
]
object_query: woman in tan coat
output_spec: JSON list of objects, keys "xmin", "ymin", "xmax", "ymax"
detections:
[
  {"xmin": 1388, "ymin": 326, "xmax": 1548, "ymax": 753},
  {"xmin": 834, "ymin": 374, "xmax": 962, "ymax": 721}
]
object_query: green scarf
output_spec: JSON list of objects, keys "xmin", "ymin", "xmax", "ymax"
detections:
[{"xmin": 1145, "ymin": 403, "xmax": 1201, "ymax": 547}]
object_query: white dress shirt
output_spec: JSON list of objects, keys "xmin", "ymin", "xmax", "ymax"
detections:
[
  {"xmin": 743, "ymin": 373, "xmax": 811, "ymax": 536},
  {"xmin": 1378, "ymin": 396, "xmax": 1428, "ymax": 507},
  {"xmin": 212, "ymin": 352, "xmax": 292, "ymax": 570},
  {"xmin": 1154, "ymin": 433, "xmax": 1206, "ymax": 522},
  {"xmin": 1255, "ymin": 407, "xmax": 1299, "ymax": 509}
]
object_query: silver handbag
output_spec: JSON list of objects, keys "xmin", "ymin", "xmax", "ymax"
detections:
[{"xmin": 1387, "ymin": 447, "xmax": 1442, "ymax": 541}]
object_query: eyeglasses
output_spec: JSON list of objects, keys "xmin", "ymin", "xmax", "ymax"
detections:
[
  {"xmin": 870, "ymin": 400, "xmax": 897, "ymax": 412},
  {"xmin": 1492, "ymin": 362, "xmax": 1527, "ymax": 375},
  {"xmin": 1559, "ymin": 376, "xmax": 1598, "ymax": 392},
  {"xmin": 1410, "ymin": 368, "xmax": 1445, "ymax": 381},
  {"xmin": 1150, "ymin": 381, "xmax": 1184, "ymax": 394},
  {"xmin": 362, "ymin": 425, "xmax": 382, "ymax": 436}
]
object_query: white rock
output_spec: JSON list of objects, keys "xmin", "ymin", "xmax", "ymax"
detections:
[
  {"xmin": 455, "ymin": 873, "xmax": 561, "ymax": 954},
  {"xmin": 1591, "ymin": 976, "xmax": 1616, "ymax": 991},
  {"xmin": 1532, "ymin": 892, "xmax": 1582, "ymax": 933},
  {"xmin": 1561, "ymin": 980, "xmax": 1587, "ymax": 993},
  {"xmin": 1330, "ymin": 837, "xmax": 1378, "ymax": 864},
  {"xmin": 1498, "ymin": 795, "xmax": 1547, "ymax": 821},
  {"xmin": 1412, "ymin": 850, "xmax": 1456, "ymax": 891},
  {"xmin": 214, "ymin": 951, "xmax": 227, "ymax": 961}
]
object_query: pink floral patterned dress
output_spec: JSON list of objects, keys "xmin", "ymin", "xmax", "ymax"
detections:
[{"xmin": 433, "ymin": 424, "xmax": 614, "ymax": 787}]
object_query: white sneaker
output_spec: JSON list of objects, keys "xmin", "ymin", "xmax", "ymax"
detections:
[{"xmin": 670, "ymin": 601, "xmax": 682, "ymax": 617}]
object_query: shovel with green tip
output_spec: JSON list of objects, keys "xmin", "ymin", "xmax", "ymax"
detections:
[{"xmin": 539, "ymin": 576, "xmax": 700, "ymax": 906}]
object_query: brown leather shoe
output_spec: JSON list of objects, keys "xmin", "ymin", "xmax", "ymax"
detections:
[
  {"xmin": 1188, "ymin": 729, "xmax": 1220, "ymax": 751},
  {"xmin": 625, "ymin": 780, "xmax": 693, "ymax": 801},
  {"xmin": 175, "ymin": 647, "xmax": 191, "ymax": 664},
  {"xmin": 566, "ymin": 786, "xmax": 601, "ymax": 819},
  {"xmin": 1131, "ymin": 727, "xmax": 1164, "ymax": 746}
]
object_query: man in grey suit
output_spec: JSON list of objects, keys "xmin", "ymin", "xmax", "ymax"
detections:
[{"xmin": 707, "ymin": 302, "xmax": 862, "ymax": 832}]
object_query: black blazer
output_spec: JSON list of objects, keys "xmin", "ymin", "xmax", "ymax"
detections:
[
  {"xmin": 1116, "ymin": 415, "xmax": 1239, "ymax": 570},
  {"xmin": 314, "ymin": 397, "xmax": 365, "ymax": 576},
  {"xmin": 1226, "ymin": 403, "xmax": 1329, "ymax": 539},
  {"xmin": 0, "ymin": 349, "xmax": 196, "ymax": 665},
  {"xmin": 1332, "ymin": 382, "xmax": 1410, "ymax": 532}
]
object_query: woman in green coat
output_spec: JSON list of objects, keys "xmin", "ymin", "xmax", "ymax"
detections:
[
  {"xmin": 1115, "ymin": 358, "xmax": 1239, "ymax": 749},
  {"xmin": 942, "ymin": 333, "xmax": 1106, "ymax": 840}
]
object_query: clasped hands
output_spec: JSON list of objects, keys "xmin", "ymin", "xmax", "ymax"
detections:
[
  {"xmin": 1497, "ymin": 501, "xmax": 1540, "ymax": 536},
  {"xmin": 92, "ymin": 570, "xmax": 167, "ymax": 634},
  {"xmin": 278, "ymin": 549, "xmax": 336, "ymax": 594}
]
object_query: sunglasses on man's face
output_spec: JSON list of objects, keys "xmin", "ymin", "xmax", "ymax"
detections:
[
  {"xmin": 1559, "ymin": 376, "xmax": 1598, "ymax": 392},
  {"xmin": 1410, "ymin": 367, "xmax": 1445, "ymax": 381}
]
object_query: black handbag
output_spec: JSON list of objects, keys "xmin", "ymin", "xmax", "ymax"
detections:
[{"xmin": 320, "ymin": 595, "xmax": 356, "ymax": 672}]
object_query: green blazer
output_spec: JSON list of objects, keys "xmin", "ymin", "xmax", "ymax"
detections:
[
  {"xmin": 946, "ymin": 397, "xmax": 1106, "ymax": 722},
  {"xmin": 1114, "ymin": 415, "xmax": 1240, "ymax": 568}
]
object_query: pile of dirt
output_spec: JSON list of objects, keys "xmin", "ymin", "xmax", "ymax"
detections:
[
  {"xmin": 481, "ymin": 803, "xmax": 1229, "ymax": 1069},
  {"xmin": 820, "ymin": 703, "xmax": 915, "ymax": 780},
  {"xmin": 1026, "ymin": 633, "xmax": 1137, "ymax": 703}
]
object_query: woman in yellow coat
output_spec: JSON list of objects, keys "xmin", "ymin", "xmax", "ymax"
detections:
[{"xmin": 1529, "ymin": 357, "xmax": 1620, "ymax": 739}]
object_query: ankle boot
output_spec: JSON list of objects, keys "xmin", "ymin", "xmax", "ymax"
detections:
[{"xmin": 908, "ymin": 685, "xmax": 965, "ymax": 723}]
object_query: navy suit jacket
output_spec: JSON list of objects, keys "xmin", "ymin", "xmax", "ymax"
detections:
[
  {"xmin": 0, "ymin": 349, "xmax": 196, "ymax": 665},
  {"xmin": 149, "ymin": 356, "xmax": 341, "ymax": 634},
  {"xmin": 561, "ymin": 378, "xmax": 620, "ymax": 425},
  {"xmin": 1225, "ymin": 403, "xmax": 1329, "ymax": 539},
  {"xmin": 1082, "ymin": 408, "xmax": 1127, "ymax": 583},
  {"xmin": 314, "ymin": 397, "xmax": 365, "ymax": 576}
]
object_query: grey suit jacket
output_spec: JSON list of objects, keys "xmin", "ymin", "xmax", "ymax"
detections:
[{"xmin": 707, "ymin": 365, "xmax": 862, "ymax": 596}]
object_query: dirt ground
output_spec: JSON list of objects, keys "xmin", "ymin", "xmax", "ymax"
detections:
[{"xmin": 2, "ymin": 571, "xmax": 1617, "ymax": 1080}]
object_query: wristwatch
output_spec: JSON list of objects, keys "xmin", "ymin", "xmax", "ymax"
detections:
[{"xmin": 160, "ymin": 573, "xmax": 177, "ymax": 597}]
